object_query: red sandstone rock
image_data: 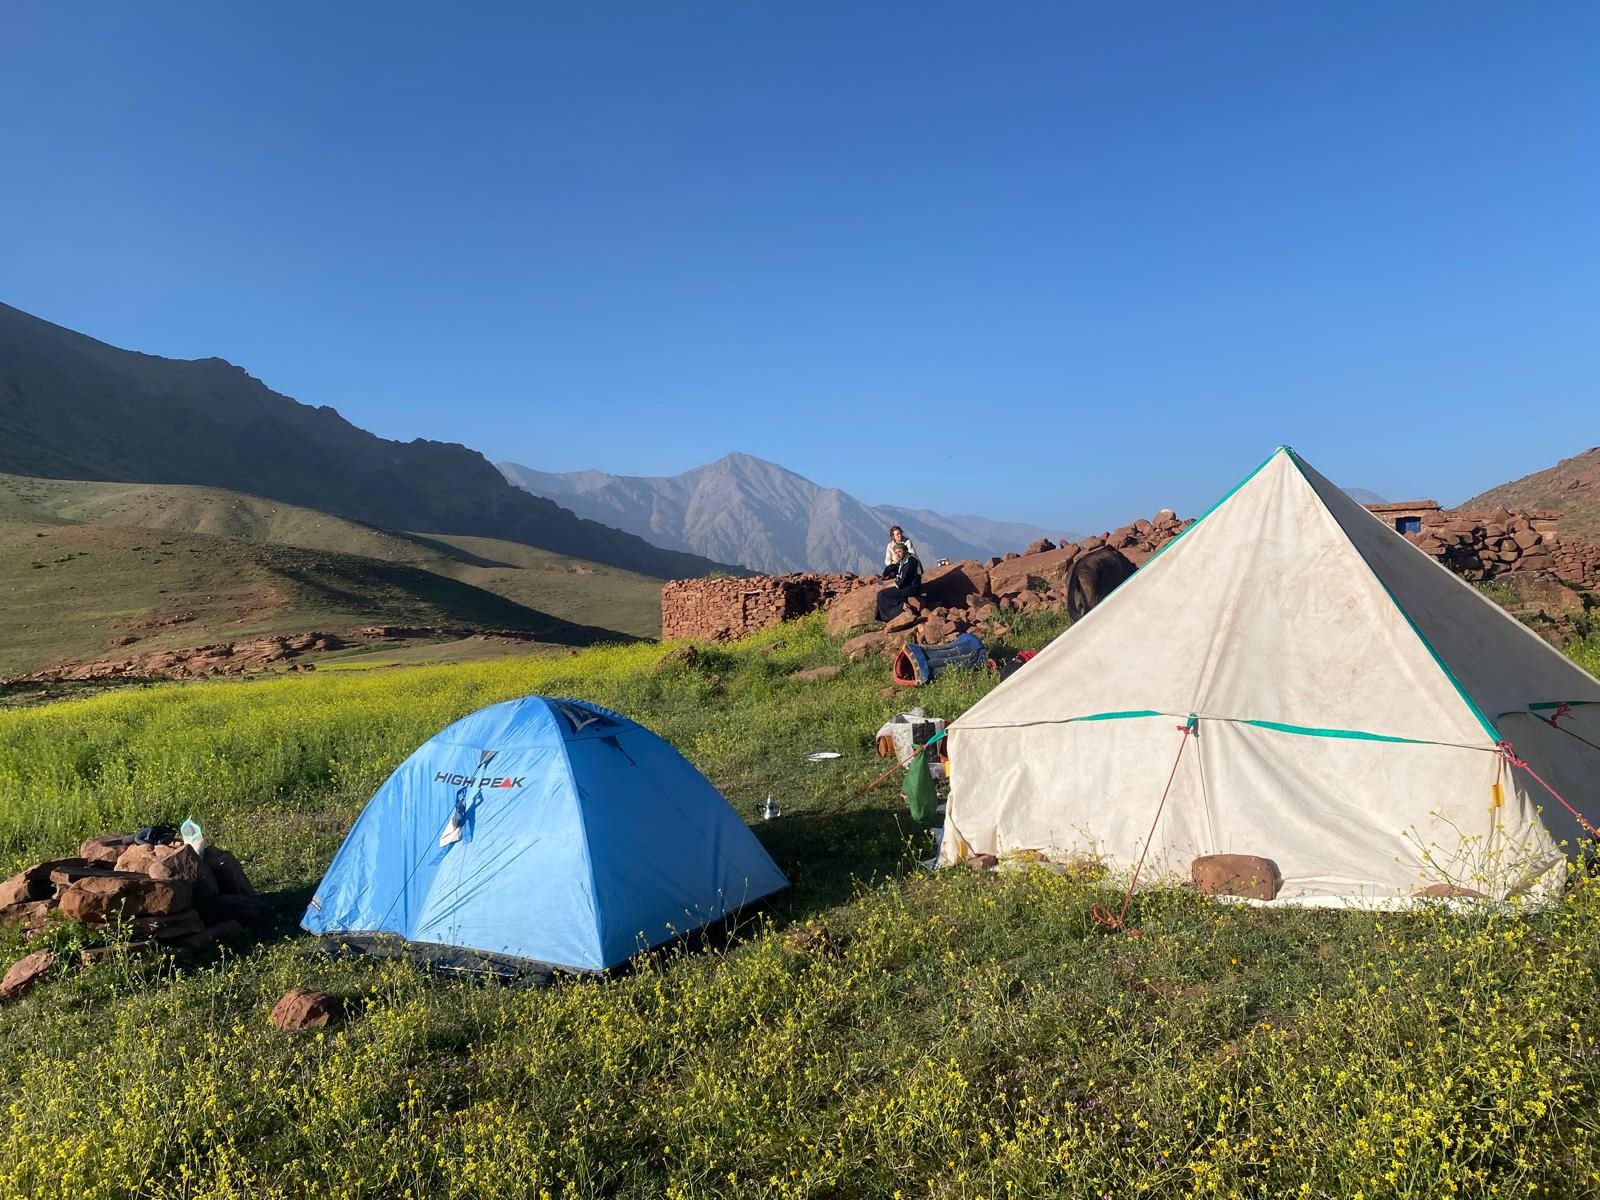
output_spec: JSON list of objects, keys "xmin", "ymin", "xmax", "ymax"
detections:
[
  {"xmin": 0, "ymin": 951, "xmax": 57, "ymax": 1002},
  {"xmin": 0, "ymin": 901, "xmax": 54, "ymax": 932},
  {"xmin": 883, "ymin": 608, "xmax": 921, "ymax": 634},
  {"xmin": 1024, "ymin": 537, "xmax": 1056, "ymax": 555},
  {"xmin": 1191, "ymin": 854, "xmax": 1281, "ymax": 900},
  {"xmin": 113, "ymin": 843, "xmax": 174, "ymax": 876},
  {"xmin": 58, "ymin": 873, "xmax": 188, "ymax": 923},
  {"xmin": 271, "ymin": 988, "xmax": 344, "ymax": 1032},
  {"xmin": 988, "ymin": 545, "xmax": 1080, "ymax": 598},
  {"xmin": 824, "ymin": 587, "xmax": 882, "ymax": 637},
  {"xmin": 1417, "ymin": 883, "xmax": 1486, "ymax": 899},
  {"xmin": 0, "ymin": 872, "xmax": 47, "ymax": 908},
  {"xmin": 921, "ymin": 560, "xmax": 990, "ymax": 609},
  {"xmin": 79, "ymin": 835, "xmax": 133, "ymax": 866}
]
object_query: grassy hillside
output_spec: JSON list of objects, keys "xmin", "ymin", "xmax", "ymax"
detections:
[
  {"xmin": 0, "ymin": 473, "xmax": 663, "ymax": 678},
  {"xmin": 0, "ymin": 518, "xmax": 624, "ymax": 680},
  {"xmin": 1, "ymin": 615, "xmax": 1599, "ymax": 1197},
  {"xmin": 0, "ymin": 301, "xmax": 735, "ymax": 579},
  {"xmin": 1464, "ymin": 446, "xmax": 1600, "ymax": 542}
]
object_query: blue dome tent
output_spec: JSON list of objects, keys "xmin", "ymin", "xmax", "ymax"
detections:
[{"xmin": 302, "ymin": 696, "xmax": 788, "ymax": 972}]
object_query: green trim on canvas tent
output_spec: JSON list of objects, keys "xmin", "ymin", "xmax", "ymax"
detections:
[
  {"xmin": 1283, "ymin": 448, "xmax": 1504, "ymax": 744},
  {"xmin": 957, "ymin": 707, "xmax": 1494, "ymax": 750},
  {"xmin": 1232, "ymin": 717, "xmax": 1478, "ymax": 747},
  {"xmin": 1527, "ymin": 700, "xmax": 1600, "ymax": 712}
]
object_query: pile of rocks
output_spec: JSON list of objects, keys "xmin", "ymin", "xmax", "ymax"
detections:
[
  {"xmin": 661, "ymin": 499, "xmax": 1599, "ymax": 654},
  {"xmin": 822, "ymin": 510, "xmax": 1192, "ymax": 656},
  {"xmin": 1403, "ymin": 507, "xmax": 1572, "ymax": 583},
  {"xmin": 654, "ymin": 512, "xmax": 1191, "ymax": 654},
  {"xmin": 659, "ymin": 512, "xmax": 1191, "ymax": 643},
  {"xmin": 0, "ymin": 832, "xmax": 264, "ymax": 964},
  {"xmin": 9, "ymin": 632, "xmax": 346, "ymax": 684}
]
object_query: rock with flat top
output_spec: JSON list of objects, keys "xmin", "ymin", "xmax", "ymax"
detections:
[
  {"xmin": 59, "ymin": 873, "xmax": 192, "ymax": 923},
  {"xmin": 825, "ymin": 587, "xmax": 882, "ymax": 636},
  {"xmin": 79, "ymin": 835, "xmax": 134, "ymax": 866},
  {"xmin": 1191, "ymin": 854, "xmax": 1281, "ymax": 900},
  {"xmin": 921, "ymin": 561, "xmax": 990, "ymax": 610},
  {"xmin": 0, "ymin": 951, "xmax": 57, "ymax": 1001}
]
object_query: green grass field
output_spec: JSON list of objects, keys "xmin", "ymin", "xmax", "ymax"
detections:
[{"xmin": 2, "ymin": 613, "xmax": 1600, "ymax": 1198}]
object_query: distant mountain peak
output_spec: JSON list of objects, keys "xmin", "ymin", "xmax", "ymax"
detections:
[
  {"xmin": 1343, "ymin": 487, "xmax": 1389, "ymax": 506},
  {"xmin": 499, "ymin": 455, "xmax": 1059, "ymax": 575}
]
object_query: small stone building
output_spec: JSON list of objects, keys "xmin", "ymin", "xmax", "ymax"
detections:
[
  {"xmin": 1364, "ymin": 501, "xmax": 1443, "ymax": 536},
  {"xmin": 660, "ymin": 574, "xmax": 857, "ymax": 642}
]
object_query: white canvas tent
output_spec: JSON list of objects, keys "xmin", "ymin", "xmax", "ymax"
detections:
[{"xmin": 939, "ymin": 447, "xmax": 1600, "ymax": 902}]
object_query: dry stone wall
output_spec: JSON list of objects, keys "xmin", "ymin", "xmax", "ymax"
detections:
[
  {"xmin": 661, "ymin": 510, "xmax": 1191, "ymax": 642},
  {"xmin": 661, "ymin": 574, "xmax": 857, "ymax": 643},
  {"xmin": 1403, "ymin": 506, "xmax": 1599, "ymax": 587},
  {"xmin": 662, "ymin": 500, "xmax": 1600, "ymax": 646}
]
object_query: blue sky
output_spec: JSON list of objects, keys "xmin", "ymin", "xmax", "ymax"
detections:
[{"xmin": 3, "ymin": 2, "xmax": 1596, "ymax": 531}]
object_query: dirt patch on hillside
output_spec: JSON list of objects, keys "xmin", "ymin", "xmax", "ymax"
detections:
[{"xmin": 5, "ymin": 626, "xmax": 546, "ymax": 685}]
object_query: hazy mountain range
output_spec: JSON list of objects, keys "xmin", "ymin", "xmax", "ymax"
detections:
[
  {"xmin": 499, "ymin": 453, "xmax": 1060, "ymax": 575},
  {"xmin": 0, "ymin": 301, "xmax": 730, "ymax": 579}
]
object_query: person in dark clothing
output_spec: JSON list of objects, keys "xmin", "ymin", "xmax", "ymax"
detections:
[
  {"xmin": 881, "ymin": 525, "xmax": 919, "ymax": 578},
  {"xmin": 875, "ymin": 541, "xmax": 924, "ymax": 622}
]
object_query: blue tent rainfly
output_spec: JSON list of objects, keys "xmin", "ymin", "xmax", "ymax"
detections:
[{"xmin": 302, "ymin": 696, "xmax": 788, "ymax": 972}]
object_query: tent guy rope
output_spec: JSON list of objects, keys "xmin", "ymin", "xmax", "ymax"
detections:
[
  {"xmin": 1092, "ymin": 715, "xmax": 1197, "ymax": 935},
  {"xmin": 1543, "ymin": 702, "xmax": 1600, "ymax": 758},
  {"xmin": 1497, "ymin": 740, "xmax": 1600, "ymax": 842}
]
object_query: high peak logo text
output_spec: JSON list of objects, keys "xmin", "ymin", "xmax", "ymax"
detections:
[{"xmin": 435, "ymin": 772, "xmax": 526, "ymax": 789}]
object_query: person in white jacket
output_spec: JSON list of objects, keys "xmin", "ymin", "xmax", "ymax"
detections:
[{"xmin": 882, "ymin": 525, "xmax": 919, "ymax": 577}]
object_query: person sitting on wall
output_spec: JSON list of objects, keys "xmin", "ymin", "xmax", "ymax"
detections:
[
  {"xmin": 882, "ymin": 525, "xmax": 919, "ymax": 578},
  {"xmin": 876, "ymin": 541, "xmax": 924, "ymax": 622}
]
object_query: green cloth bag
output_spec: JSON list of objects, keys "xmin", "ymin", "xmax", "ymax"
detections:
[{"xmin": 901, "ymin": 750, "xmax": 937, "ymax": 823}]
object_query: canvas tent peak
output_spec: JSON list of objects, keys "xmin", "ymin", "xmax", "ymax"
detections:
[
  {"xmin": 303, "ymin": 695, "xmax": 788, "ymax": 972},
  {"xmin": 939, "ymin": 448, "xmax": 1600, "ymax": 903}
]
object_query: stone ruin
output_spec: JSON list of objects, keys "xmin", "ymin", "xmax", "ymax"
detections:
[
  {"xmin": 0, "ymin": 832, "xmax": 263, "ymax": 1001},
  {"xmin": 661, "ymin": 509, "xmax": 1193, "ymax": 648},
  {"xmin": 1374, "ymin": 501, "xmax": 1600, "ymax": 588},
  {"xmin": 661, "ymin": 500, "xmax": 1600, "ymax": 650},
  {"xmin": 661, "ymin": 574, "xmax": 860, "ymax": 644}
]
